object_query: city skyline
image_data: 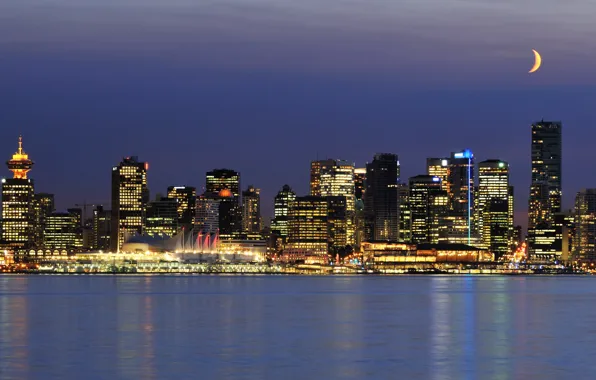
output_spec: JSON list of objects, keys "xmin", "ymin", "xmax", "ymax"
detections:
[{"xmin": 3, "ymin": 1, "xmax": 596, "ymax": 230}]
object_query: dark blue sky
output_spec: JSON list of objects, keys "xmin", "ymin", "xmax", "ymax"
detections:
[{"xmin": 2, "ymin": 1, "xmax": 596, "ymax": 227}]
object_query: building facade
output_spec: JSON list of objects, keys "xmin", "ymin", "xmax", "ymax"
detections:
[
  {"xmin": 270, "ymin": 185, "xmax": 296, "ymax": 250},
  {"xmin": 287, "ymin": 196, "xmax": 328, "ymax": 256},
  {"xmin": 364, "ymin": 153, "xmax": 399, "ymax": 242},
  {"xmin": 92, "ymin": 205, "xmax": 111, "ymax": 251},
  {"xmin": 241, "ymin": 185, "xmax": 262, "ymax": 235},
  {"xmin": 167, "ymin": 186, "xmax": 196, "ymax": 231},
  {"xmin": 146, "ymin": 197, "xmax": 178, "ymax": 237},
  {"xmin": 110, "ymin": 156, "xmax": 149, "ymax": 252},
  {"xmin": 409, "ymin": 175, "xmax": 448, "ymax": 244},
  {"xmin": 43, "ymin": 210, "xmax": 83, "ymax": 251}
]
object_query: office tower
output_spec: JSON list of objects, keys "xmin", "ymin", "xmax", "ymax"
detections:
[
  {"xmin": 195, "ymin": 194, "xmax": 220, "ymax": 234},
  {"xmin": 574, "ymin": 189, "xmax": 596, "ymax": 260},
  {"xmin": 110, "ymin": 156, "xmax": 149, "ymax": 252},
  {"xmin": 528, "ymin": 121, "xmax": 562, "ymax": 257},
  {"xmin": 216, "ymin": 190, "xmax": 242, "ymax": 239},
  {"xmin": 477, "ymin": 160, "xmax": 510, "ymax": 256},
  {"xmin": 206, "ymin": 169, "xmax": 240, "ymax": 200},
  {"xmin": 241, "ymin": 185, "xmax": 262, "ymax": 235},
  {"xmin": 310, "ymin": 159, "xmax": 355, "ymax": 246},
  {"xmin": 33, "ymin": 193, "xmax": 55, "ymax": 248},
  {"xmin": 427, "ymin": 158, "xmax": 450, "ymax": 194},
  {"xmin": 397, "ymin": 183, "xmax": 411, "ymax": 242},
  {"xmin": 409, "ymin": 175, "xmax": 448, "ymax": 243},
  {"xmin": 271, "ymin": 185, "xmax": 296, "ymax": 249},
  {"xmin": 146, "ymin": 197, "xmax": 178, "ymax": 237},
  {"xmin": 529, "ymin": 120, "xmax": 562, "ymax": 229},
  {"xmin": 327, "ymin": 196, "xmax": 349, "ymax": 253},
  {"xmin": 287, "ymin": 196, "xmax": 328, "ymax": 256},
  {"xmin": 508, "ymin": 186, "xmax": 515, "ymax": 248},
  {"xmin": 484, "ymin": 199, "xmax": 509, "ymax": 258},
  {"xmin": 43, "ymin": 210, "xmax": 83, "ymax": 252},
  {"xmin": 92, "ymin": 205, "xmax": 111, "ymax": 251},
  {"xmin": 554, "ymin": 212, "xmax": 574, "ymax": 262},
  {"xmin": 167, "ymin": 186, "xmax": 196, "ymax": 231},
  {"xmin": 364, "ymin": 153, "xmax": 400, "ymax": 242},
  {"xmin": 354, "ymin": 168, "xmax": 366, "ymax": 202},
  {"xmin": 1, "ymin": 136, "xmax": 35, "ymax": 252},
  {"xmin": 448, "ymin": 149, "xmax": 474, "ymax": 244}
]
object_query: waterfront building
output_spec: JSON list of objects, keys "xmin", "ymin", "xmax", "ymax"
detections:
[
  {"xmin": 167, "ymin": 186, "xmax": 196, "ymax": 231},
  {"xmin": 327, "ymin": 196, "xmax": 349, "ymax": 253},
  {"xmin": 216, "ymin": 190, "xmax": 242, "ymax": 239},
  {"xmin": 1, "ymin": 137, "xmax": 35, "ymax": 253},
  {"xmin": 271, "ymin": 185, "xmax": 296, "ymax": 250},
  {"xmin": 146, "ymin": 197, "xmax": 178, "ymax": 237},
  {"xmin": 33, "ymin": 193, "xmax": 54, "ymax": 248},
  {"xmin": 364, "ymin": 153, "xmax": 399, "ymax": 242},
  {"xmin": 241, "ymin": 185, "xmax": 262, "ymax": 235},
  {"xmin": 409, "ymin": 175, "xmax": 448, "ymax": 244},
  {"xmin": 574, "ymin": 189, "xmax": 596, "ymax": 260},
  {"xmin": 448, "ymin": 149, "xmax": 475, "ymax": 244},
  {"xmin": 287, "ymin": 196, "xmax": 328, "ymax": 256},
  {"xmin": 528, "ymin": 120, "xmax": 562, "ymax": 256},
  {"xmin": 354, "ymin": 168, "xmax": 366, "ymax": 202},
  {"xmin": 92, "ymin": 205, "xmax": 111, "ymax": 251},
  {"xmin": 110, "ymin": 156, "xmax": 149, "ymax": 252},
  {"xmin": 477, "ymin": 160, "xmax": 511, "ymax": 257},
  {"xmin": 310, "ymin": 159, "xmax": 355, "ymax": 246},
  {"xmin": 397, "ymin": 183, "xmax": 411, "ymax": 242},
  {"xmin": 43, "ymin": 210, "xmax": 83, "ymax": 252}
]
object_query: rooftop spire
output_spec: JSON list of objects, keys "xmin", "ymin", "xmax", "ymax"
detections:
[{"xmin": 7, "ymin": 135, "xmax": 33, "ymax": 179}]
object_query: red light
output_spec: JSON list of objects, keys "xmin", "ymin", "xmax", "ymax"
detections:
[{"xmin": 145, "ymin": 163, "xmax": 149, "ymax": 170}]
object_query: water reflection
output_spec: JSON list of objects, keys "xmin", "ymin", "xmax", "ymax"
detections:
[{"xmin": 0, "ymin": 276, "xmax": 595, "ymax": 379}]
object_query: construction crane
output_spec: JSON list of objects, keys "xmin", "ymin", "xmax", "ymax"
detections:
[{"xmin": 74, "ymin": 201, "xmax": 108, "ymax": 225}]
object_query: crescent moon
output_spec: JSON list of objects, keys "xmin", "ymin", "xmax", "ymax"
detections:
[{"xmin": 529, "ymin": 49, "xmax": 542, "ymax": 73}]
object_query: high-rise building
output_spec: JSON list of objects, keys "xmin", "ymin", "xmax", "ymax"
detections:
[
  {"xmin": 427, "ymin": 158, "xmax": 450, "ymax": 194},
  {"xmin": 477, "ymin": 160, "xmax": 511, "ymax": 256},
  {"xmin": 43, "ymin": 210, "xmax": 83, "ymax": 252},
  {"xmin": 33, "ymin": 193, "xmax": 54, "ymax": 248},
  {"xmin": 271, "ymin": 185, "xmax": 296, "ymax": 249},
  {"xmin": 397, "ymin": 183, "xmax": 411, "ymax": 242},
  {"xmin": 310, "ymin": 159, "xmax": 355, "ymax": 246},
  {"xmin": 364, "ymin": 153, "xmax": 399, "ymax": 242},
  {"xmin": 574, "ymin": 189, "xmax": 596, "ymax": 260},
  {"xmin": 448, "ymin": 149, "xmax": 475, "ymax": 244},
  {"xmin": 216, "ymin": 190, "xmax": 242, "ymax": 239},
  {"xmin": 327, "ymin": 196, "xmax": 349, "ymax": 253},
  {"xmin": 409, "ymin": 175, "xmax": 448, "ymax": 243},
  {"xmin": 92, "ymin": 205, "xmax": 111, "ymax": 251},
  {"xmin": 484, "ymin": 199, "xmax": 510, "ymax": 258},
  {"xmin": 206, "ymin": 169, "xmax": 240, "ymax": 200},
  {"xmin": 167, "ymin": 186, "xmax": 196, "ymax": 231},
  {"xmin": 1, "ymin": 136, "xmax": 35, "ymax": 253},
  {"xmin": 354, "ymin": 168, "xmax": 366, "ymax": 202},
  {"xmin": 195, "ymin": 194, "xmax": 220, "ymax": 234},
  {"xmin": 110, "ymin": 156, "xmax": 149, "ymax": 252},
  {"xmin": 529, "ymin": 120, "xmax": 562, "ymax": 229},
  {"xmin": 287, "ymin": 196, "xmax": 328, "ymax": 256},
  {"xmin": 146, "ymin": 197, "xmax": 178, "ymax": 237},
  {"xmin": 241, "ymin": 185, "xmax": 262, "ymax": 235}
]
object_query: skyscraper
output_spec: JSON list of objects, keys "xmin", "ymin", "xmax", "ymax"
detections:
[
  {"xmin": 241, "ymin": 185, "xmax": 262, "ymax": 236},
  {"xmin": 195, "ymin": 194, "xmax": 220, "ymax": 234},
  {"xmin": 33, "ymin": 193, "xmax": 55, "ymax": 248},
  {"xmin": 427, "ymin": 158, "xmax": 450, "ymax": 194},
  {"xmin": 574, "ymin": 189, "xmax": 596, "ymax": 260},
  {"xmin": 206, "ymin": 169, "xmax": 240, "ymax": 200},
  {"xmin": 167, "ymin": 186, "xmax": 196, "ymax": 232},
  {"xmin": 110, "ymin": 156, "xmax": 149, "ymax": 252},
  {"xmin": 354, "ymin": 168, "xmax": 366, "ymax": 203},
  {"xmin": 271, "ymin": 185, "xmax": 296, "ymax": 249},
  {"xmin": 397, "ymin": 183, "xmax": 411, "ymax": 242},
  {"xmin": 448, "ymin": 149, "xmax": 474, "ymax": 244},
  {"xmin": 477, "ymin": 160, "xmax": 511, "ymax": 256},
  {"xmin": 310, "ymin": 159, "xmax": 355, "ymax": 246},
  {"xmin": 364, "ymin": 153, "xmax": 399, "ymax": 242},
  {"xmin": 146, "ymin": 197, "xmax": 178, "ymax": 237},
  {"xmin": 92, "ymin": 205, "xmax": 111, "ymax": 251},
  {"xmin": 2, "ymin": 136, "xmax": 35, "ymax": 253},
  {"xmin": 409, "ymin": 175, "xmax": 448, "ymax": 243},
  {"xmin": 287, "ymin": 196, "xmax": 328, "ymax": 256},
  {"xmin": 43, "ymin": 210, "xmax": 83, "ymax": 252},
  {"xmin": 529, "ymin": 120, "xmax": 562, "ymax": 229}
]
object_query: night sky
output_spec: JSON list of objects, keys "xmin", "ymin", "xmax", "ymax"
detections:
[{"xmin": 2, "ymin": 1, "xmax": 596, "ymax": 229}]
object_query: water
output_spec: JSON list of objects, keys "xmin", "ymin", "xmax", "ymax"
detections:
[{"xmin": 1, "ymin": 275, "xmax": 595, "ymax": 379}]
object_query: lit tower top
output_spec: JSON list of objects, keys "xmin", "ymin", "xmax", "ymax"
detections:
[{"xmin": 6, "ymin": 136, "xmax": 34, "ymax": 179}]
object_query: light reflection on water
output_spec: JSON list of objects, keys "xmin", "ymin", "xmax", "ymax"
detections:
[{"xmin": 0, "ymin": 275, "xmax": 596, "ymax": 379}]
